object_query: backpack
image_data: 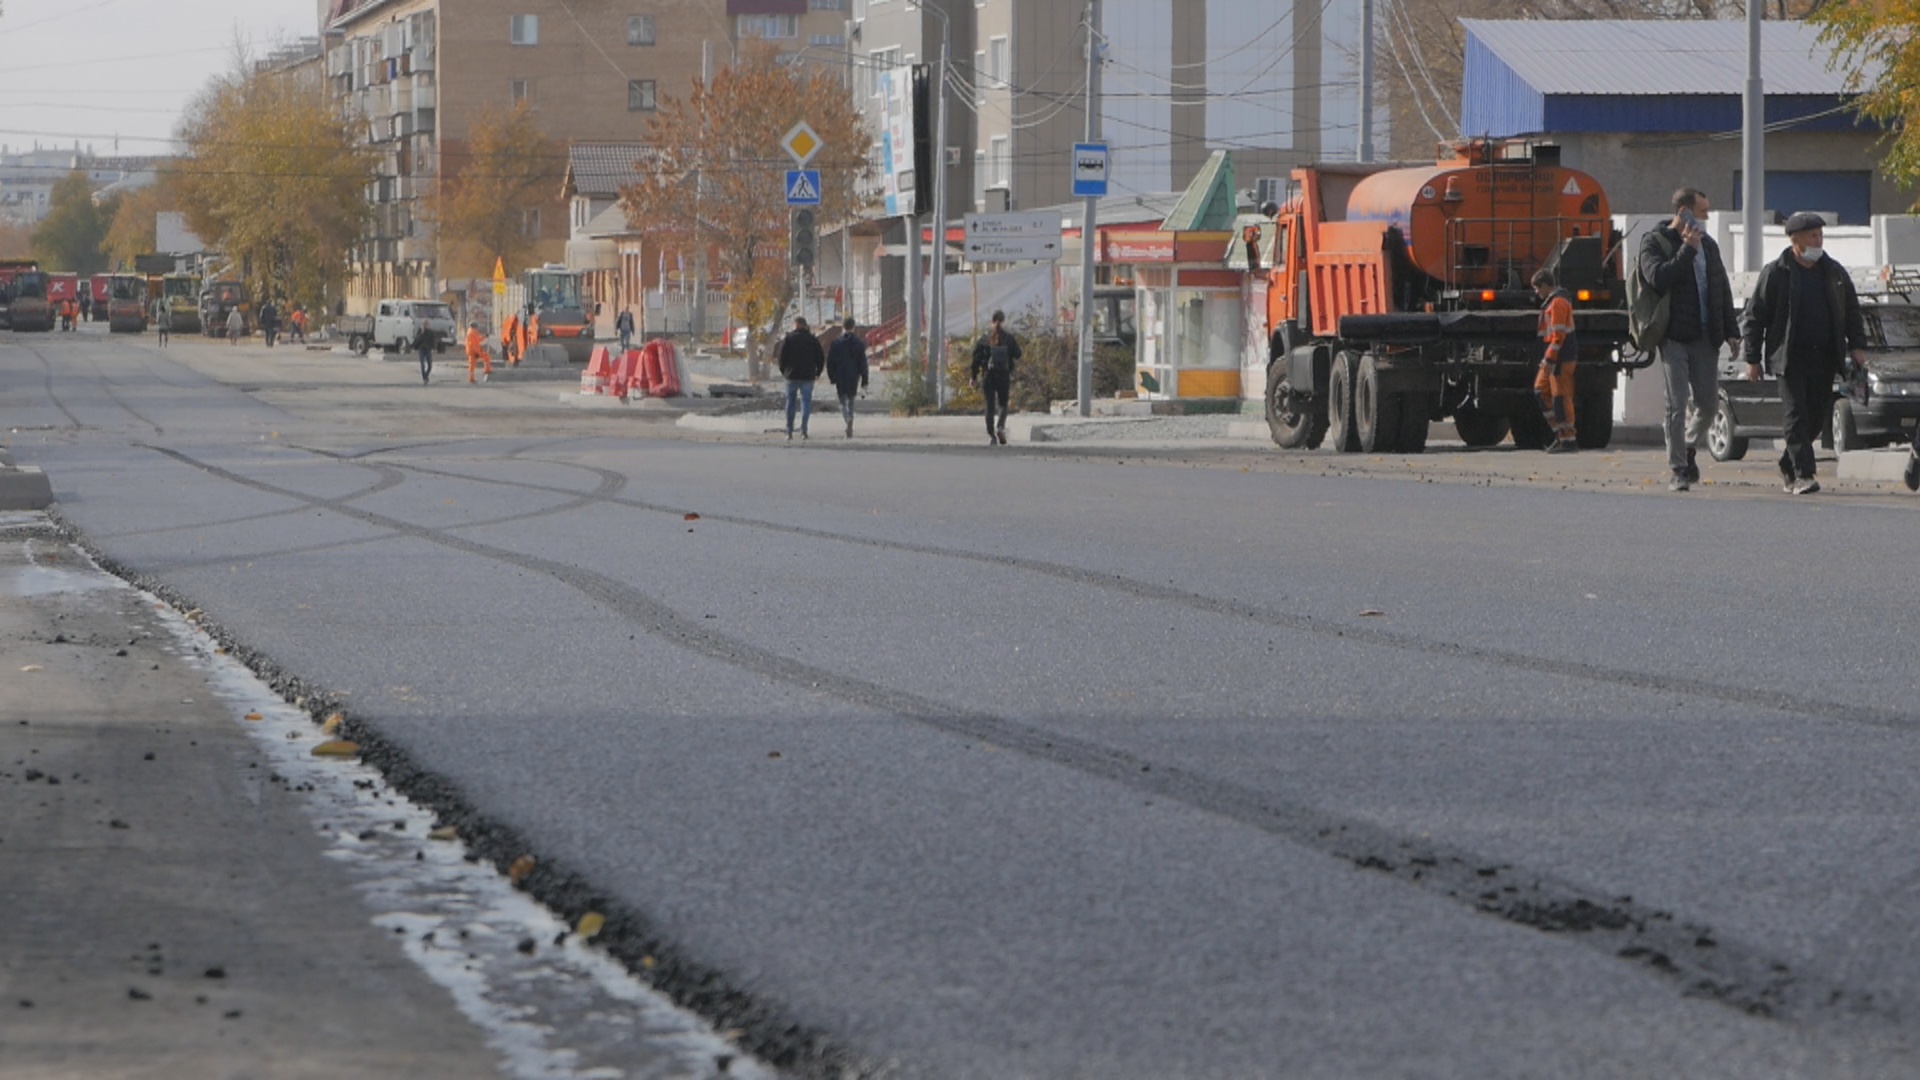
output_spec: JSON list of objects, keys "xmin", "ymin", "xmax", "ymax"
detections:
[
  {"xmin": 987, "ymin": 340, "xmax": 1012, "ymax": 374},
  {"xmin": 1626, "ymin": 230, "xmax": 1674, "ymax": 351}
]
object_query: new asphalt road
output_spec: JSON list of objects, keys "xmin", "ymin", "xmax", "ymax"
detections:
[{"xmin": 6, "ymin": 329, "xmax": 1920, "ymax": 1078}]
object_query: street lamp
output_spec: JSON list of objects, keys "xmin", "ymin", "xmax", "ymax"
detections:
[{"xmin": 907, "ymin": 0, "xmax": 950, "ymax": 404}]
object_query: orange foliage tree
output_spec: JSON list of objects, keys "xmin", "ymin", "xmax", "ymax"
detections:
[
  {"xmin": 618, "ymin": 46, "xmax": 874, "ymax": 379},
  {"xmin": 428, "ymin": 103, "xmax": 563, "ymax": 279}
]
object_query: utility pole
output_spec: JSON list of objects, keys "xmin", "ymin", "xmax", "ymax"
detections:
[
  {"xmin": 1357, "ymin": 0, "xmax": 1375, "ymax": 163},
  {"xmin": 693, "ymin": 40, "xmax": 710, "ymax": 346},
  {"xmin": 1741, "ymin": 0, "xmax": 1764, "ymax": 272},
  {"xmin": 926, "ymin": 4, "xmax": 951, "ymax": 404},
  {"xmin": 1076, "ymin": 0, "xmax": 1101, "ymax": 418}
]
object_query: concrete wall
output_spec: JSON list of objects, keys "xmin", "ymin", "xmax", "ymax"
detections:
[{"xmin": 1556, "ymin": 130, "xmax": 1914, "ymax": 222}]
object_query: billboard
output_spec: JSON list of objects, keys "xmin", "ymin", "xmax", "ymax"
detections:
[{"xmin": 879, "ymin": 66, "xmax": 917, "ymax": 218}]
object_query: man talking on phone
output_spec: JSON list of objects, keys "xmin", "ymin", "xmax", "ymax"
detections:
[{"xmin": 1639, "ymin": 187, "xmax": 1740, "ymax": 492}]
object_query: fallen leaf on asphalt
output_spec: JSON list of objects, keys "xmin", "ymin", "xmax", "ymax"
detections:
[
  {"xmin": 767, "ymin": 751, "xmax": 782, "ymax": 760},
  {"xmin": 320, "ymin": 713, "xmax": 344, "ymax": 734},
  {"xmin": 684, "ymin": 512, "xmax": 700, "ymax": 521},
  {"xmin": 428, "ymin": 826, "xmax": 458, "ymax": 841},
  {"xmin": 1358, "ymin": 609, "xmax": 1386, "ymax": 617},
  {"xmin": 576, "ymin": 912, "xmax": 605, "ymax": 939},
  {"xmin": 19, "ymin": 665, "xmax": 40, "ymax": 673},
  {"xmin": 508, "ymin": 854, "xmax": 536, "ymax": 884},
  {"xmin": 640, "ymin": 955, "xmax": 657, "ymax": 969},
  {"xmin": 243, "ymin": 712, "xmax": 263, "ymax": 722},
  {"xmin": 310, "ymin": 740, "xmax": 360, "ymax": 758}
]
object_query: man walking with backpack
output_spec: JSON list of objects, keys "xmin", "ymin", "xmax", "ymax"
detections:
[
  {"xmin": 826, "ymin": 316, "xmax": 869, "ymax": 438},
  {"xmin": 970, "ymin": 310, "xmax": 1021, "ymax": 446},
  {"xmin": 1639, "ymin": 187, "xmax": 1740, "ymax": 492}
]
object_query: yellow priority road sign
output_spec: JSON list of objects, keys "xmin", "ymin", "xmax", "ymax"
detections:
[{"xmin": 782, "ymin": 122, "xmax": 822, "ymax": 168}]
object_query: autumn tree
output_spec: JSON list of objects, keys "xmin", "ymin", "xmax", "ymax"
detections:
[
  {"xmin": 173, "ymin": 62, "xmax": 374, "ymax": 307},
  {"xmin": 0, "ymin": 219, "xmax": 30, "ymax": 260},
  {"xmin": 428, "ymin": 104, "xmax": 563, "ymax": 279},
  {"xmin": 101, "ymin": 182, "xmax": 177, "ymax": 270},
  {"xmin": 619, "ymin": 46, "xmax": 875, "ymax": 379},
  {"xmin": 1815, "ymin": 0, "xmax": 1920, "ymax": 200},
  {"xmin": 31, "ymin": 171, "xmax": 113, "ymax": 273}
]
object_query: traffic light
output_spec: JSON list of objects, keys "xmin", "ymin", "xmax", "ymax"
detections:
[{"xmin": 790, "ymin": 208, "xmax": 816, "ymax": 268}]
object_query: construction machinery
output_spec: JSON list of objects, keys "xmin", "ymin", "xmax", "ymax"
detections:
[
  {"xmin": 106, "ymin": 274, "xmax": 149, "ymax": 333},
  {"xmin": 2, "ymin": 262, "xmax": 53, "ymax": 332},
  {"xmin": 1259, "ymin": 139, "xmax": 1639, "ymax": 453},
  {"xmin": 161, "ymin": 274, "xmax": 202, "ymax": 334},
  {"xmin": 200, "ymin": 280, "xmax": 249, "ymax": 337},
  {"xmin": 521, "ymin": 264, "xmax": 595, "ymax": 363}
]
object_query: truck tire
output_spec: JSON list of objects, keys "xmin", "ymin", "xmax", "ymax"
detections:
[
  {"xmin": 350, "ymin": 333, "xmax": 369, "ymax": 356},
  {"xmin": 1264, "ymin": 363, "xmax": 1316, "ymax": 449},
  {"xmin": 1396, "ymin": 392, "xmax": 1432, "ymax": 454},
  {"xmin": 1453, "ymin": 405, "xmax": 1509, "ymax": 448},
  {"xmin": 1707, "ymin": 396, "xmax": 1747, "ymax": 461},
  {"xmin": 1353, "ymin": 353, "xmax": 1401, "ymax": 452},
  {"xmin": 1575, "ymin": 385, "xmax": 1614, "ymax": 450},
  {"xmin": 1325, "ymin": 350, "xmax": 1361, "ymax": 453},
  {"xmin": 1832, "ymin": 398, "xmax": 1860, "ymax": 454},
  {"xmin": 1509, "ymin": 406, "xmax": 1551, "ymax": 450}
]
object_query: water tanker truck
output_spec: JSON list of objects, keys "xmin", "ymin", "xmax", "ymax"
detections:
[{"xmin": 1260, "ymin": 139, "xmax": 1640, "ymax": 453}]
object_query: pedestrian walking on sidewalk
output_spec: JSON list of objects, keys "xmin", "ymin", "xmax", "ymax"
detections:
[
  {"xmin": 1739, "ymin": 212, "xmax": 1866, "ymax": 495},
  {"xmin": 259, "ymin": 299, "xmax": 280, "ymax": 348},
  {"xmin": 415, "ymin": 325, "xmax": 438, "ymax": 384},
  {"xmin": 777, "ymin": 315, "xmax": 825, "ymax": 440},
  {"xmin": 971, "ymin": 310, "xmax": 1021, "ymax": 445},
  {"xmin": 1641, "ymin": 187, "xmax": 1740, "ymax": 491},
  {"xmin": 826, "ymin": 316, "xmax": 869, "ymax": 438},
  {"xmin": 1532, "ymin": 269, "xmax": 1579, "ymax": 454},
  {"xmin": 151, "ymin": 298, "xmax": 170, "ymax": 347},
  {"xmin": 225, "ymin": 306, "xmax": 245, "ymax": 344},
  {"xmin": 615, "ymin": 307, "xmax": 635, "ymax": 355}
]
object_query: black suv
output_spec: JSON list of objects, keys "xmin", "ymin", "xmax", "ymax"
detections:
[{"xmin": 1707, "ymin": 298, "xmax": 1920, "ymax": 461}]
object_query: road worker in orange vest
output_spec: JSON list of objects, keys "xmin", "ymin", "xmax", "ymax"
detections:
[
  {"xmin": 501, "ymin": 311, "xmax": 521, "ymax": 365},
  {"xmin": 465, "ymin": 322, "xmax": 492, "ymax": 383},
  {"xmin": 1533, "ymin": 268, "xmax": 1578, "ymax": 454}
]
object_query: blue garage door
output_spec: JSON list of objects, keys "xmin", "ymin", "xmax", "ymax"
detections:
[{"xmin": 1732, "ymin": 171, "xmax": 1873, "ymax": 226}]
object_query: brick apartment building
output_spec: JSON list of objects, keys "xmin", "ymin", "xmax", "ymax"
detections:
[{"xmin": 323, "ymin": 0, "xmax": 851, "ymax": 313}]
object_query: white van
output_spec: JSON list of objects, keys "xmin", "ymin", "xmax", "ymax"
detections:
[{"xmin": 342, "ymin": 299, "xmax": 457, "ymax": 354}]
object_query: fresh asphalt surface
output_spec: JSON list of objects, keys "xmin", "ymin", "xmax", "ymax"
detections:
[{"xmin": 7, "ymin": 330, "xmax": 1920, "ymax": 1077}]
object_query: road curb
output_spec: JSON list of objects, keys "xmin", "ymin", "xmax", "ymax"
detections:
[{"xmin": 0, "ymin": 463, "xmax": 53, "ymax": 510}]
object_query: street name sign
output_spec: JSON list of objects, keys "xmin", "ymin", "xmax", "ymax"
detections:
[{"xmin": 963, "ymin": 212, "xmax": 1063, "ymax": 262}]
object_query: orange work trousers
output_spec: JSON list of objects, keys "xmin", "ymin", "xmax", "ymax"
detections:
[
  {"xmin": 467, "ymin": 346, "xmax": 492, "ymax": 381},
  {"xmin": 1534, "ymin": 359, "xmax": 1576, "ymax": 443}
]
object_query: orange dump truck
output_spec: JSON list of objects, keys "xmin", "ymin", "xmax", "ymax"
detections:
[{"xmin": 1259, "ymin": 139, "xmax": 1638, "ymax": 453}]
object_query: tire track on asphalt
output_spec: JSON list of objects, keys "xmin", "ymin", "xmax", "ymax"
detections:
[
  {"xmin": 140, "ymin": 442, "xmax": 1906, "ymax": 1036},
  {"xmin": 18, "ymin": 342, "xmax": 83, "ymax": 430},
  {"xmin": 377, "ymin": 450, "xmax": 1918, "ymax": 735}
]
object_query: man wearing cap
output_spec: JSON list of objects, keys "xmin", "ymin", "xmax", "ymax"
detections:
[{"xmin": 1739, "ymin": 212, "xmax": 1866, "ymax": 494}]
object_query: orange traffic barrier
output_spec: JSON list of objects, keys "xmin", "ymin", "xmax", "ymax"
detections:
[{"xmin": 581, "ymin": 345, "xmax": 612, "ymax": 395}]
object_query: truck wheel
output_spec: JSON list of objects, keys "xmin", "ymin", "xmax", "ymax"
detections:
[
  {"xmin": 1453, "ymin": 405, "xmax": 1509, "ymax": 448},
  {"xmin": 1509, "ymin": 407, "xmax": 1551, "ymax": 450},
  {"xmin": 1707, "ymin": 397, "xmax": 1747, "ymax": 461},
  {"xmin": 1325, "ymin": 350, "xmax": 1361, "ymax": 453},
  {"xmin": 1264, "ymin": 364, "xmax": 1315, "ymax": 449},
  {"xmin": 1353, "ymin": 353, "xmax": 1401, "ymax": 453},
  {"xmin": 1575, "ymin": 385, "xmax": 1614, "ymax": 450},
  {"xmin": 1832, "ymin": 398, "xmax": 1860, "ymax": 454},
  {"xmin": 1396, "ymin": 393, "xmax": 1432, "ymax": 454},
  {"xmin": 350, "ymin": 334, "xmax": 369, "ymax": 356}
]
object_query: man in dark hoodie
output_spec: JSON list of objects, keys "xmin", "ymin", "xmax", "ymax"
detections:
[
  {"xmin": 1739, "ymin": 212, "xmax": 1866, "ymax": 495},
  {"xmin": 1639, "ymin": 187, "xmax": 1741, "ymax": 492},
  {"xmin": 777, "ymin": 315, "xmax": 826, "ymax": 440}
]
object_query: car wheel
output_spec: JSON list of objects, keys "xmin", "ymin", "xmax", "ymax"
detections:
[
  {"xmin": 1707, "ymin": 396, "xmax": 1747, "ymax": 462},
  {"xmin": 1832, "ymin": 398, "xmax": 1860, "ymax": 454}
]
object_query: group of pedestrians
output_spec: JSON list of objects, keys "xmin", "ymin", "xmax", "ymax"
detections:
[
  {"xmin": 774, "ymin": 309, "xmax": 1025, "ymax": 444},
  {"xmin": 1632, "ymin": 188, "xmax": 1868, "ymax": 494}
]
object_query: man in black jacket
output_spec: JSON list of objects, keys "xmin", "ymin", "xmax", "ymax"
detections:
[
  {"xmin": 776, "ymin": 315, "xmax": 826, "ymax": 440},
  {"xmin": 1639, "ymin": 187, "xmax": 1741, "ymax": 492},
  {"xmin": 825, "ymin": 316, "xmax": 869, "ymax": 438},
  {"xmin": 1740, "ymin": 212, "xmax": 1866, "ymax": 494}
]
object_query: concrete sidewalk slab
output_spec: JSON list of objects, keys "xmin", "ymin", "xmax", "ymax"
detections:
[{"xmin": 1837, "ymin": 448, "xmax": 1918, "ymax": 482}]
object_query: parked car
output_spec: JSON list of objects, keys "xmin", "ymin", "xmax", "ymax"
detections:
[
  {"xmin": 336, "ymin": 298, "xmax": 456, "ymax": 355},
  {"xmin": 1708, "ymin": 297, "xmax": 1920, "ymax": 461}
]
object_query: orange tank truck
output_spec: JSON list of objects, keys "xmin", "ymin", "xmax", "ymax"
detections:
[{"xmin": 1259, "ymin": 139, "xmax": 1641, "ymax": 454}]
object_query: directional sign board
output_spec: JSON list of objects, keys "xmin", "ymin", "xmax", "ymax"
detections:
[
  {"xmin": 963, "ymin": 211, "xmax": 1063, "ymax": 262},
  {"xmin": 1071, "ymin": 142, "xmax": 1110, "ymax": 198},
  {"xmin": 785, "ymin": 169, "xmax": 822, "ymax": 206}
]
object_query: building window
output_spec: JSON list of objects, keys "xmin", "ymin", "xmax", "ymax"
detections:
[
  {"xmin": 510, "ymin": 79, "xmax": 532, "ymax": 106},
  {"xmin": 520, "ymin": 207, "xmax": 541, "ymax": 238},
  {"xmin": 736, "ymin": 14, "xmax": 798, "ymax": 39},
  {"xmin": 812, "ymin": 0, "xmax": 847, "ymax": 8},
  {"xmin": 990, "ymin": 135, "xmax": 1009, "ymax": 188},
  {"xmin": 627, "ymin": 15, "xmax": 654, "ymax": 45},
  {"xmin": 627, "ymin": 79, "xmax": 656, "ymax": 111},
  {"xmin": 988, "ymin": 36, "xmax": 1007, "ymax": 89},
  {"xmin": 974, "ymin": 149, "xmax": 986, "ymax": 210},
  {"xmin": 510, "ymin": 15, "xmax": 538, "ymax": 45},
  {"xmin": 974, "ymin": 50, "xmax": 986, "ymax": 102},
  {"xmin": 869, "ymin": 46, "xmax": 900, "ymax": 97},
  {"xmin": 809, "ymin": 33, "xmax": 846, "ymax": 46}
]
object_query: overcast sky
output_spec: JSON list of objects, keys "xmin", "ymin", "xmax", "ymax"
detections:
[{"xmin": 0, "ymin": 0, "xmax": 323, "ymax": 157}]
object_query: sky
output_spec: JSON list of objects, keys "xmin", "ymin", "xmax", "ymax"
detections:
[{"xmin": 0, "ymin": 0, "xmax": 323, "ymax": 158}]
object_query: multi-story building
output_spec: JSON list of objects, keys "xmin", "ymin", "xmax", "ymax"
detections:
[
  {"xmin": 323, "ymin": 0, "xmax": 851, "ymax": 312},
  {"xmin": 0, "ymin": 146, "xmax": 158, "ymax": 227}
]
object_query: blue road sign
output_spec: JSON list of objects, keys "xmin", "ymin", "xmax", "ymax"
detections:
[
  {"xmin": 1071, "ymin": 143, "xmax": 1109, "ymax": 198},
  {"xmin": 785, "ymin": 170, "xmax": 822, "ymax": 206}
]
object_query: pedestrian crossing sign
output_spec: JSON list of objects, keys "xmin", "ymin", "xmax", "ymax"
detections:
[{"xmin": 786, "ymin": 170, "xmax": 822, "ymax": 206}]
